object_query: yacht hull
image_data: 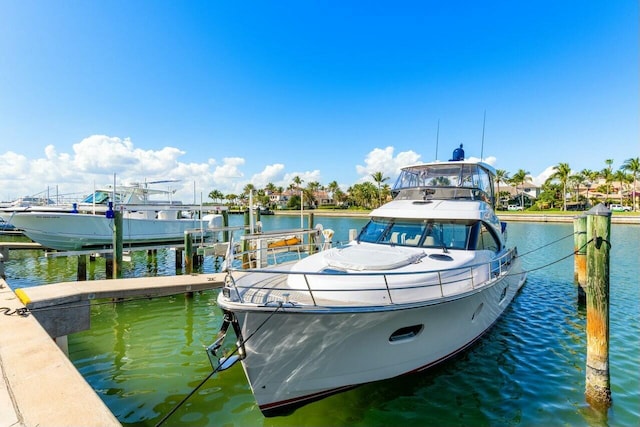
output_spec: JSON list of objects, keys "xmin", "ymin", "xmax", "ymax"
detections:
[
  {"xmin": 7, "ymin": 212, "xmax": 210, "ymax": 250},
  {"xmin": 218, "ymin": 258, "xmax": 525, "ymax": 416}
]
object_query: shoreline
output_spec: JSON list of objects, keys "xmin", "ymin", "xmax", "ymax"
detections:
[{"xmin": 270, "ymin": 209, "xmax": 640, "ymax": 225}]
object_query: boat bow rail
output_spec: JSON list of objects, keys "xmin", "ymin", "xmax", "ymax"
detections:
[{"xmin": 222, "ymin": 247, "xmax": 519, "ymax": 308}]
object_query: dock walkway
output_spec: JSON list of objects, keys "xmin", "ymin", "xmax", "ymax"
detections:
[{"xmin": 1, "ymin": 272, "xmax": 228, "ymax": 426}]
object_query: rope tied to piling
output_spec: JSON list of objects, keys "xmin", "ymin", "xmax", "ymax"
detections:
[{"xmin": 517, "ymin": 231, "xmax": 577, "ymax": 258}]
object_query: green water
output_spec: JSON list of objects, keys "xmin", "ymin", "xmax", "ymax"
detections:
[{"xmin": 3, "ymin": 218, "xmax": 639, "ymax": 426}]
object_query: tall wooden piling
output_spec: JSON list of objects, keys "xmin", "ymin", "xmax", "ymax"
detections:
[
  {"xmin": 242, "ymin": 209, "xmax": 250, "ymax": 268},
  {"xmin": 573, "ymin": 215, "xmax": 587, "ymax": 302},
  {"xmin": 184, "ymin": 231, "xmax": 193, "ymax": 274},
  {"xmin": 112, "ymin": 210, "xmax": 123, "ymax": 279},
  {"xmin": 308, "ymin": 213, "xmax": 316, "ymax": 254},
  {"xmin": 585, "ymin": 204, "xmax": 612, "ymax": 410},
  {"xmin": 222, "ymin": 210, "xmax": 229, "ymax": 242}
]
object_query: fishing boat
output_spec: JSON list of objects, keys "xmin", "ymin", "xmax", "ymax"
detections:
[
  {"xmin": 211, "ymin": 147, "xmax": 527, "ymax": 416},
  {"xmin": 3, "ymin": 183, "xmax": 222, "ymax": 251}
]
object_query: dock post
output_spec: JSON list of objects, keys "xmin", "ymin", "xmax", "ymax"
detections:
[
  {"xmin": 113, "ymin": 210, "xmax": 123, "ymax": 279},
  {"xmin": 242, "ymin": 210, "xmax": 250, "ymax": 268},
  {"xmin": 184, "ymin": 231, "xmax": 193, "ymax": 274},
  {"xmin": 585, "ymin": 203, "xmax": 612, "ymax": 410},
  {"xmin": 573, "ymin": 215, "xmax": 587, "ymax": 303},
  {"xmin": 175, "ymin": 248, "xmax": 183, "ymax": 269},
  {"xmin": 77, "ymin": 255, "xmax": 87, "ymax": 281},
  {"xmin": 222, "ymin": 210, "xmax": 229, "ymax": 242},
  {"xmin": 308, "ymin": 213, "xmax": 315, "ymax": 254}
]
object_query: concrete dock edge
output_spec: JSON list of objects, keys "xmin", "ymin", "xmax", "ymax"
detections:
[{"xmin": 0, "ymin": 279, "xmax": 121, "ymax": 427}]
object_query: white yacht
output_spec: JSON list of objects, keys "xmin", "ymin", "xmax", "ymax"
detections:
[{"xmin": 211, "ymin": 147, "xmax": 527, "ymax": 416}]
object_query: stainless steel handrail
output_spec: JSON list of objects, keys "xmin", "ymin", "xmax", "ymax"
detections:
[{"xmin": 225, "ymin": 245, "xmax": 516, "ymax": 306}]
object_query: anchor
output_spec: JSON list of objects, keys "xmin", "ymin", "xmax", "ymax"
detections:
[{"xmin": 206, "ymin": 310, "xmax": 245, "ymax": 372}]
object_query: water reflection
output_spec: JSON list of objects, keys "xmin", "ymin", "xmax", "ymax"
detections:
[{"xmin": 2, "ymin": 219, "xmax": 639, "ymax": 426}]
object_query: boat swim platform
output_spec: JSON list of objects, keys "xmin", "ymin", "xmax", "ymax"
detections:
[{"xmin": 0, "ymin": 272, "xmax": 232, "ymax": 426}]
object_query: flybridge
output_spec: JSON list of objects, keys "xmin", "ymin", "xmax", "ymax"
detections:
[{"xmin": 392, "ymin": 161, "xmax": 496, "ymax": 207}]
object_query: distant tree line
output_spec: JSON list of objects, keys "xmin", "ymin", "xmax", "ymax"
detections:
[{"xmin": 208, "ymin": 156, "xmax": 640, "ymax": 212}]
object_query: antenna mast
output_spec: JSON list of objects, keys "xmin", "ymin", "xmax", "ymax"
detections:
[
  {"xmin": 480, "ymin": 110, "xmax": 486, "ymax": 161},
  {"xmin": 435, "ymin": 119, "xmax": 440, "ymax": 160}
]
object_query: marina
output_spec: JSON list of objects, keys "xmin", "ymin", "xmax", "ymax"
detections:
[{"xmin": 0, "ymin": 214, "xmax": 638, "ymax": 426}]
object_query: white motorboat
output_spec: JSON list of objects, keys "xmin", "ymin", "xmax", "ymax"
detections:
[
  {"xmin": 4, "ymin": 183, "xmax": 222, "ymax": 251},
  {"xmin": 211, "ymin": 147, "xmax": 527, "ymax": 416}
]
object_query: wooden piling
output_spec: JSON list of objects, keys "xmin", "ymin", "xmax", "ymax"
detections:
[
  {"xmin": 308, "ymin": 213, "xmax": 316, "ymax": 254},
  {"xmin": 77, "ymin": 255, "xmax": 87, "ymax": 281},
  {"xmin": 184, "ymin": 231, "xmax": 193, "ymax": 274},
  {"xmin": 175, "ymin": 248, "xmax": 183, "ymax": 270},
  {"xmin": 585, "ymin": 203, "xmax": 612, "ymax": 410},
  {"xmin": 242, "ymin": 210, "xmax": 250, "ymax": 268},
  {"xmin": 112, "ymin": 210, "xmax": 123, "ymax": 279},
  {"xmin": 573, "ymin": 215, "xmax": 587, "ymax": 303},
  {"xmin": 222, "ymin": 210, "xmax": 229, "ymax": 242}
]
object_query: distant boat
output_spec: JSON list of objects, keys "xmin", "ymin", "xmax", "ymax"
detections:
[
  {"xmin": 3, "ymin": 183, "xmax": 223, "ymax": 251},
  {"xmin": 210, "ymin": 147, "xmax": 527, "ymax": 416},
  {"xmin": 258, "ymin": 206, "xmax": 274, "ymax": 215},
  {"xmin": 0, "ymin": 218, "xmax": 15, "ymax": 231}
]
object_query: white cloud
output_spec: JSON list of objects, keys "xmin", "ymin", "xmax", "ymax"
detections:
[
  {"xmin": 533, "ymin": 166, "xmax": 557, "ymax": 186},
  {"xmin": 466, "ymin": 155, "xmax": 497, "ymax": 167},
  {"xmin": 355, "ymin": 146, "xmax": 421, "ymax": 183},
  {"xmin": 250, "ymin": 164, "xmax": 285, "ymax": 189}
]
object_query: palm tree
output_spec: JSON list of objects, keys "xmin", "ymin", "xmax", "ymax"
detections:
[
  {"xmin": 580, "ymin": 169, "xmax": 595, "ymax": 208},
  {"xmin": 327, "ymin": 180, "xmax": 340, "ymax": 205},
  {"xmin": 604, "ymin": 159, "xmax": 614, "ymax": 196},
  {"xmin": 548, "ymin": 162, "xmax": 571, "ymax": 211},
  {"xmin": 242, "ymin": 183, "xmax": 256, "ymax": 207},
  {"xmin": 568, "ymin": 173, "xmax": 585, "ymax": 205},
  {"xmin": 264, "ymin": 182, "xmax": 278, "ymax": 194},
  {"xmin": 371, "ymin": 171, "xmax": 389, "ymax": 208},
  {"xmin": 495, "ymin": 169, "xmax": 510, "ymax": 209},
  {"xmin": 600, "ymin": 167, "xmax": 614, "ymax": 201},
  {"xmin": 292, "ymin": 176, "xmax": 303, "ymax": 189},
  {"xmin": 208, "ymin": 189, "xmax": 224, "ymax": 204},
  {"xmin": 305, "ymin": 181, "xmax": 321, "ymax": 208},
  {"xmin": 613, "ymin": 170, "xmax": 629, "ymax": 206},
  {"xmin": 510, "ymin": 169, "xmax": 532, "ymax": 209},
  {"xmin": 621, "ymin": 157, "xmax": 640, "ymax": 211}
]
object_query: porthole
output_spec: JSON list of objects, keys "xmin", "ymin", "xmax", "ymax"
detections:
[
  {"xmin": 499, "ymin": 286, "xmax": 508, "ymax": 302},
  {"xmin": 471, "ymin": 303, "xmax": 484, "ymax": 322},
  {"xmin": 389, "ymin": 324, "xmax": 424, "ymax": 342}
]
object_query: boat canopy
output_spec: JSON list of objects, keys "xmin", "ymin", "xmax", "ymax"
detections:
[{"xmin": 392, "ymin": 161, "xmax": 496, "ymax": 207}]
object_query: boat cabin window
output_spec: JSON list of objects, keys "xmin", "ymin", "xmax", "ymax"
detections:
[
  {"xmin": 472, "ymin": 222, "xmax": 501, "ymax": 253},
  {"xmin": 392, "ymin": 163, "xmax": 495, "ymax": 206},
  {"xmin": 82, "ymin": 191, "xmax": 111, "ymax": 204},
  {"xmin": 359, "ymin": 218, "xmax": 475, "ymax": 250}
]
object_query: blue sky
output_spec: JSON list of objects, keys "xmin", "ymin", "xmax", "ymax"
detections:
[{"xmin": 0, "ymin": 1, "xmax": 637, "ymax": 203}]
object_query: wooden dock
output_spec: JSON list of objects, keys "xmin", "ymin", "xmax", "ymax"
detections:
[
  {"xmin": 16, "ymin": 273, "xmax": 229, "ymax": 338},
  {"xmin": 0, "ymin": 272, "xmax": 235, "ymax": 426}
]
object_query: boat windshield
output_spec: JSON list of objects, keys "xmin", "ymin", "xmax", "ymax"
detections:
[
  {"xmin": 358, "ymin": 218, "xmax": 476, "ymax": 250},
  {"xmin": 392, "ymin": 163, "xmax": 494, "ymax": 205},
  {"xmin": 82, "ymin": 191, "xmax": 111, "ymax": 204}
]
